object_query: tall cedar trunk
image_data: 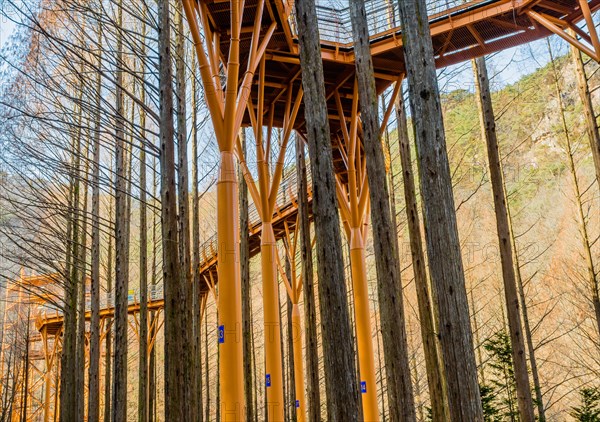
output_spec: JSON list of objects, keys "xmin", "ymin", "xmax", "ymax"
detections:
[
  {"xmin": 572, "ymin": 45, "xmax": 600, "ymax": 191},
  {"xmin": 395, "ymin": 93, "xmax": 447, "ymax": 421},
  {"xmin": 473, "ymin": 56, "xmax": 535, "ymax": 422},
  {"xmin": 175, "ymin": 4, "xmax": 194, "ymax": 420},
  {"xmin": 191, "ymin": 53, "xmax": 204, "ymax": 422},
  {"xmin": 112, "ymin": 0, "xmax": 130, "ymax": 418},
  {"xmin": 20, "ymin": 308, "xmax": 30, "ymax": 422},
  {"xmin": 252, "ymin": 314, "xmax": 258, "ymax": 422},
  {"xmin": 138, "ymin": 42, "xmax": 149, "ymax": 422},
  {"xmin": 59, "ymin": 91, "xmax": 83, "ymax": 422},
  {"xmin": 104, "ymin": 203, "xmax": 113, "ymax": 422},
  {"xmin": 396, "ymin": 0, "xmax": 484, "ymax": 419},
  {"xmin": 349, "ymin": 2, "xmax": 416, "ymax": 419},
  {"xmin": 149, "ymin": 157, "xmax": 159, "ymax": 422},
  {"xmin": 205, "ymin": 312, "xmax": 211, "ymax": 422},
  {"xmin": 285, "ymin": 258, "xmax": 296, "ymax": 422},
  {"xmin": 280, "ymin": 291, "xmax": 288, "ymax": 422},
  {"xmin": 295, "ymin": 137, "xmax": 320, "ymax": 422},
  {"xmin": 548, "ymin": 44, "xmax": 600, "ymax": 339},
  {"xmin": 88, "ymin": 20, "xmax": 103, "ymax": 422},
  {"xmin": 239, "ymin": 128, "xmax": 254, "ymax": 422},
  {"xmin": 294, "ymin": 0, "xmax": 360, "ymax": 419},
  {"xmin": 508, "ymin": 202, "xmax": 546, "ymax": 421},
  {"xmin": 373, "ymin": 299, "xmax": 386, "ymax": 422},
  {"xmin": 159, "ymin": 0, "xmax": 185, "ymax": 418},
  {"xmin": 76, "ymin": 135, "xmax": 91, "ymax": 421}
]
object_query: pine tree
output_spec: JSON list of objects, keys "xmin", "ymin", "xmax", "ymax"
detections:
[
  {"xmin": 570, "ymin": 387, "xmax": 600, "ymax": 422},
  {"xmin": 482, "ymin": 331, "xmax": 519, "ymax": 421}
]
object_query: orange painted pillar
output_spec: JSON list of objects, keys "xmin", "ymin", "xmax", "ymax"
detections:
[
  {"xmin": 217, "ymin": 151, "xmax": 245, "ymax": 421},
  {"xmin": 349, "ymin": 227, "xmax": 379, "ymax": 422},
  {"xmin": 261, "ymin": 222, "xmax": 285, "ymax": 421},
  {"xmin": 291, "ymin": 303, "xmax": 306, "ymax": 422}
]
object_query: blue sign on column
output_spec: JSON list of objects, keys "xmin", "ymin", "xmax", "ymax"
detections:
[
  {"xmin": 218, "ymin": 325, "xmax": 224, "ymax": 344},
  {"xmin": 361, "ymin": 381, "xmax": 367, "ymax": 394},
  {"xmin": 296, "ymin": 400, "xmax": 300, "ymax": 408},
  {"xmin": 266, "ymin": 374, "xmax": 271, "ymax": 387}
]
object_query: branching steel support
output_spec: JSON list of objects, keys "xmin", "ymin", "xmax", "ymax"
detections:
[
  {"xmin": 278, "ymin": 217, "xmax": 307, "ymax": 422},
  {"xmin": 182, "ymin": 0, "xmax": 277, "ymax": 418},
  {"xmin": 333, "ymin": 85, "xmax": 379, "ymax": 422}
]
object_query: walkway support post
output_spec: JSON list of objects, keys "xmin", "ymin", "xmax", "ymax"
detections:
[
  {"xmin": 332, "ymin": 85, "xmax": 378, "ymax": 422},
  {"xmin": 181, "ymin": 0, "xmax": 276, "ymax": 419},
  {"xmin": 278, "ymin": 218, "xmax": 307, "ymax": 422},
  {"xmin": 237, "ymin": 72, "xmax": 303, "ymax": 421}
]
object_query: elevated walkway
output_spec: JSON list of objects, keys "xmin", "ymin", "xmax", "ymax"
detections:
[
  {"xmin": 34, "ymin": 169, "xmax": 312, "ymax": 333},
  {"xmin": 33, "ymin": 0, "xmax": 600, "ymax": 354}
]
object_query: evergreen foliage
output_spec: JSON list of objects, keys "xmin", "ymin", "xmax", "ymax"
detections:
[{"xmin": 570, "ymin": 387, "xmax": 600, "ymax": 422}]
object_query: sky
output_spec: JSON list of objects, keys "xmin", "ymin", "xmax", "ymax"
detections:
[
  {"xmin": 438, "ymin": 36, "xmax": 572, "ymax": 94},
  {"xmin": 0, "ymin": 0, "xmax": 18, "ymax": 49}
]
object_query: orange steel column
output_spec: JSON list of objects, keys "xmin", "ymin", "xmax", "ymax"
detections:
[
  {"xmin": 291, "ymin": 303, "xmax": 306, "ymax": 422},
  {"xmin": 261, "ymin": 222, "xmax": 285, "ymax": 420},
  {"xmin": 278, "ymin": 218, "xmax": 307, "ymax": 422},
  {"xmin": 348, "ymin": 227, "xmax": 378, "ymax": 421},
  {"xmin": 217, "ymin": 150, "xmax": 244, "ymax": 420},
  {"xmin": 238, "ymin": 80, "xmax": 302, "ymax": 421},
  {"xmin": 334, "ymin": 86, "xmax": 379, "ymax": 421},
  {"xmin": 182, "ymin": 0, "xmax": 276, "ymax": 418}
]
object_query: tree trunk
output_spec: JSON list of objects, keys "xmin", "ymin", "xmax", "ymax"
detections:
[
  {"xmin": 149, "ymin": 157, "xmax": 158, "ymax": 422},
  {"xmin": 76, "ymin": 132, "xmax": 91, "ymax": 422},
  {"xmin": 285, "ymin": 258, "xmax": 296, "ymax": 422},
  {"xmin": 175, "ymin": 3, "xmax": 193, "ymax": 420},
  {"xmin": 294, "ymin": 0, "xmax": 359, "ymax": 418},
  {"xmin": 159, "ymin": 0, "xmax": 185, "ymax": 418},
  {"xmin": 396, "ymin": 1, "xmax": 484, "ymax": 419},
  {"xmin": 59, "ymin": 85, "xmax": 83, "ymax": 422},
  {"xmin": 395, "ymin": 92, "xmax": 447, "ymax": 421},
  {"xmin": 295, "ymin": 137, "xmax": 321, "ymax": 422},
  {"xmin": 104, "ymin": 202, "xmax": 113, "ymax": 422},
  {"xmin": 138, "ymin": 38, "xmax": 149, "ymax": 422},
  {"xmin": 88, "ymin": 20, "xmax": 103, "ymax": 422},
  {"xmin": 508, "ymin": 204, "xmax": 545, "ymax": 421},
  {"xmin": 112, "ymin": 0, "xmax": 131, "ymax": 418},
  {"xmin": 473, "ymin": 56, "xmax": 534, "ymax": 422},
  {"xmin": 20, "ymin": 307, "xmax": 30, "ymax": 422},
  {"xmin": 191, "ymin": 52, "xmax": 204, "ymax": 422},
  {"xmin": 349, "ymin": 2, "xmax": 415, "ymax": 419},
  {"xmin": 239, "ymin": 128, "xmax": 254, "ymax": 422},
  {"xmin": 205, "ymin": 312, "xmax": 211, "ymax": 422}
]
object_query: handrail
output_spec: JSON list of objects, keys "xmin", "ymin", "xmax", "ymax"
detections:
[{"xmin": 288, "ymin": 0, "xmax": 504, "ymax": 45}]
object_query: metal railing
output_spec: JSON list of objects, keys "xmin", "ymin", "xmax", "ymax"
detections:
[
  {"xmin": 35, "ymin": 284, "xmax": 166, "ymax": 320},
  {"xmin": 34, "ymin": 162, "xmax": 311, "ymax": 326},
  {"xmin": 289, "ymin": 0, "xmax": 499, "ymax": 44}
]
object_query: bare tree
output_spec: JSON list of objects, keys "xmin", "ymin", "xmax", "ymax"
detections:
[
  {"xmin": 395, "ymin": 91, "xmax": 447, "ymax": 420},
  {"xmin": 473, "ymin": 56, "xmax": 535, "ymax": 421},
  {"xmin": 548, "ymin": 42, "xmax": 600, "ymax": 339},
  {"xmin": 294, "ymin": 0, "xmax": 359, "ymax": 418},
  {"xmin": 111, "ymin": 0, "xmax": 132, "ymax": 418},
  {"xmin": 349, "ymin": 2, "xmax": 415, "ymax": 419},
  {"xmin": 158, "ymin": 0, "xmax": 185, "ymax": 417},
  {"xmin": 87, "ymin": 20, "xmax": 103, "ymax": 422},
  {"xmin": 396, "ymin": 0, "xmax": 484, "ymax": 419},
  {"xmin": 239, "ymin": 128, "xmax": 254, "ymax": 422},
  {"xmin": 571, "ymin": 43, "xmax": 600, "ymax": 191}
]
